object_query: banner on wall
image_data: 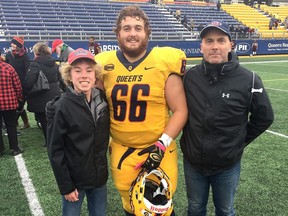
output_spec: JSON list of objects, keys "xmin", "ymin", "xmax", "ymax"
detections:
[{"xmin": 1, "ymin": 39, "xmax": 287, "ymax": 59}]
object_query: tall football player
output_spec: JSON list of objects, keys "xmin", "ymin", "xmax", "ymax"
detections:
[{"xmin": 95, "ymin": 5, "xmax": 188, "ymax": 216}]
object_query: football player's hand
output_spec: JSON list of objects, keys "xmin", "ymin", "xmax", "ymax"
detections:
[
  {"xmin": 45, "ymin": 96, "xmax": 60, "ymax": 122},
  {"xmin": 137, "ymin": 141, "xmax": 166, "ymax": 171}
]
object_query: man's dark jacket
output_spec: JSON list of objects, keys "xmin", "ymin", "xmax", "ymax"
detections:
[{"xmin": 180, "ymin": 52, "xmax": 274, "ymax": 176}]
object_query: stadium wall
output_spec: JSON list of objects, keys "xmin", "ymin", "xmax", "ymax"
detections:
[{"xmin": 1, "ymin": 39, "xmax": 288, "ymax": 59}]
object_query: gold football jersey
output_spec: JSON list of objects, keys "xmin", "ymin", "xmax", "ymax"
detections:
[{"xmin": 95, "ymin": 47, "xmax": 186, "ymax": 148}]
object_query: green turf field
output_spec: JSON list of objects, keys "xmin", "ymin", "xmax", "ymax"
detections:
[{"xmin": 0, "ymin": 55, "xmax": 287, "ymax": 216}]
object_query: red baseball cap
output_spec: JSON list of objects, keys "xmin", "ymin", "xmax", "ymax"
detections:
[
  {"xmin": 68, "ymin": 48, "xmax": 95, "ymax": 64},
  {"xmin": 51, "ymin": 39, "xmax": 63, "ymax": 53}
]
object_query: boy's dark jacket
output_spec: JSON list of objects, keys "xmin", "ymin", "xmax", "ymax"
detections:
[{"xmin": 47, "ymin": 87, "xmax": 110, "ymax": 195}]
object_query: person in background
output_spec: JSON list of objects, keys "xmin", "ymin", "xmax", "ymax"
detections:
[
  {"xmin": 47, "ymin": 48, "xmax": 109, "ymax": 216},
  {"xmin": 0, "ymin": 52, "xmax": 24, "ymax": 156},
  {"xmin": 51, "ymin": 39, "xmax": 74, "ymax": 92},
  {"xmin": 181, "ymin": 20, "xmax": 274, "ymax": 216},
  {"xmin": 5, "ymin": 36, "xmax": 31, "ymax": 130},
  {"xmin": 181, "ymin": 14, "xmax": 188, "ymax": 28},
  {"xmin": 251, "ymin": 40, "xmax": 258, "ymax": 57},
  {"xmin": 217, "ymin": 1, "xmax": 221, "ymax": 11},
  {"xmin": 23, "ymin": 42, "xmax": 62, "ymax": 147},
  {"xmin": 88, "ymin": 36, "xmax": 101, "ymax": 56},
  {"xmin": 51, "ymin": 39, "xmax": 74, "ymax": 63},
  {"xmin": 95, "ymin": 5, "xmax": 187, "ymax": 216}
]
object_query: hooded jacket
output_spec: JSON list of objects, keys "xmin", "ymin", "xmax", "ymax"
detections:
[
  {"xmin": 47, "ymin": 87, "xmax": 110, "ymax": 195},
  {"xmin": 180, "ymin": 52, "xmax": 274, "ymax": 176}
]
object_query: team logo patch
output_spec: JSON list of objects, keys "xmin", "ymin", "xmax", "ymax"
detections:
[{"xmin": 104, "ymin": 64, "xmax": 114, "ymax": 71}]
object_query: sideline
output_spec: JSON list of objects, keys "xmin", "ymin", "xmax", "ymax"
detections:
[
  {"xmin": 14, "ymin": 154, "xmax": 45, "ymax": 216},
  {"xmin": 266, "ymin": 130, "xmax": 288, "ymax": 139}
]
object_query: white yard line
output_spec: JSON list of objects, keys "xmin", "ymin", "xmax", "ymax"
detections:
[
  {"xmin": 266, "ymin": 87, "xmax": 288, "ymax": 93},
  {"xmin": 240, "ymin": 60, "xmax": 288, "ymax": 65},
  {"xmin": 266, "ymin": 130, "xmax": 288, "ymax": 139},
  {"xmin": 14, "ymin": 154, "xmax": 45, "ymax": 216},
  {"xmin": 187, "ymin": 59, "xmax": 288, "ymax": 68}
]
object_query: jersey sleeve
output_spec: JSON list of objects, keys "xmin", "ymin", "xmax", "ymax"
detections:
[{"xmin": 160, "ymin": 47, "xmax": 187, "ymax": 76}]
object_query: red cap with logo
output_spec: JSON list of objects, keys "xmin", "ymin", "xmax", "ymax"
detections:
[{"xmin": 68, "ymin": 48, "xmax": 95, "ymax": 64}]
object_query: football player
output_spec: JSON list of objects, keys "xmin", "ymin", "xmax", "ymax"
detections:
[{"xmin": 95, "ymin": 5, "xmax": 187, "ymax": 216}]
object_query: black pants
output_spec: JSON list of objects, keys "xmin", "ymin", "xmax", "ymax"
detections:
[
  {"xmin": 34, "ymin": 112, "xmax": 47, "ymax": 145},
  {"xmin": 0, "ymin": 110, "xmax": 20, "ymax": 152}
]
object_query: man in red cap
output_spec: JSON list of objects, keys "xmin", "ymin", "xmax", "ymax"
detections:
[{"xmin": 51, "ymin": 39, "xmax": 74, "ymax": 63}]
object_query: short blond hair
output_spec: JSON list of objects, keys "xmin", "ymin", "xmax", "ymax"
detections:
[{"xmin": 60, "ymin": 59, "xmax": 102, "ymax": 86}]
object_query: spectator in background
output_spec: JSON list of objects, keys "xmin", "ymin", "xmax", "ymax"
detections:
[
  {"xmin": 5, "ymin": 36, "xmax": 31, "ymax": 130},
  {"xmin": 181, "ymin": 20, "xmax": 274, "ymax": 216},
  {"xmin": 0, "ymin": 53, "xmax": 24, "ymax": 156},
  {"xmin": 274, "ymin": 19, "xmax": 278, "ymax": 30},
  {"xmin": 269, "ymin": 18, "xmax": 274, "ymax": 30},
  {"xmin": 190, "ymin": 17, "xmax": 195, "ymax": 32},
  {"xmin": 88, "ymin": 36, "xmax": 101, "ymax": 56},
  {"xmin": 51, "ymin": 39, "xmax": 74, "ymax": 91},
  {"xmin": 175, "ymin": 9, "xmax": 181, "ymax": 21},
  {"xmin": 197, "ymin": 23, "xmax": 204, "ymax": 32},
  {"xmin": 181, "ymin": 14, "xmax": 188, "ymax": 28},
  {"xmin": 23, "ymin": 42, "xmax": 61, "ymax": 147},
  {"xmin": 251, "ymin": 40, "xmax": 258, "ymax": 56},
  {"xmin": 51, "ymin": 39, "xmax": 74, "ymax": 63},
  {"xmin": 217, "ymin": 1, "xmax": 221, "ymax": 11},
  {"xmin": 284, "ymin": 16, "xmax": 288, "ymax": 29}
]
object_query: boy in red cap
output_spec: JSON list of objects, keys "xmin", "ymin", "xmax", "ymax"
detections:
[{"xmin": 47, "ymin": 48, "xmax": 109, "ymax": 216}]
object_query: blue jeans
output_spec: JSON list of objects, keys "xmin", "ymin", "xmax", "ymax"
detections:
[
  {"xmin": 184, "ymin": 158, "xmax": 241, "ymax": 216},
  {"xmin": 62, "ymin": 184, "xmax": 107, "ymax": 216}
]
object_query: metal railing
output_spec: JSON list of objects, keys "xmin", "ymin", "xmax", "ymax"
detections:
[{"xmin": 1, "ymin": 29, "xmax": 288, "ymax": 41}]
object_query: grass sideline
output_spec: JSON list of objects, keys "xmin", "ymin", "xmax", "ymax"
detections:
[{"xmin": 0, "ymin": 56, "xmax": 287, "ymax": 216}]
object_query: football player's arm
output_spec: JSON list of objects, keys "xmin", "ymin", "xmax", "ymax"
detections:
[
  {"xmin": 164, "ymin": 73, "xmax": 188, "ymax": 139},
  {"xmin": 137, "ymin": 74, "xmax": 188, "ymax": 171}
]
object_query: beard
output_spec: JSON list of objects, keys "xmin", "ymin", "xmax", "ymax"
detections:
[{"xmin": 118, "ymin": 36, "xmax": 149, "ymax": 59}]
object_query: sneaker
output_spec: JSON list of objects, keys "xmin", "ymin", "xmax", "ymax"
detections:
[
  {"xmin": 4, "ymin": 130, "xmax": 22, "ymax": 136},
  {"xmin": 12, "ymin": 148, "xmax": 24, "ymax": 156}
]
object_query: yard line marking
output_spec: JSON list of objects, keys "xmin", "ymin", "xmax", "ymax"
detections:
[
  {"xmin": 264, "ymin": 78, "xmax": 288, "ymax": 82},
  {"xmin": 187, "ymin": 60, "xmax": 288, "ymax": 68},
  {"xmin": 14, "ymin": 154, "xmax": 45, "ymax": 216},
  {"xmin": 266, "ymin": 87, "xmax": 288, "ymax": 93},
  {"xmin": 266, "ymin": 130, "xmax": 288, "ymax": 139},
  {"xmin": 240, "ymin": 60, "xmax": 288, "ymax": 64}
]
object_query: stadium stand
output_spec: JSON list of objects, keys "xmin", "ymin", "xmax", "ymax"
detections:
[
  {"xmin": 221, "ymin": 3, "xmax": 287, "ymax": 38},
  {"xmin": 0, "ymin": 0, "xmax": 194, "ymax": 41},
  {"xmin": 0, "ymin": 0, "xmax": 287, "ymax": 41}
]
